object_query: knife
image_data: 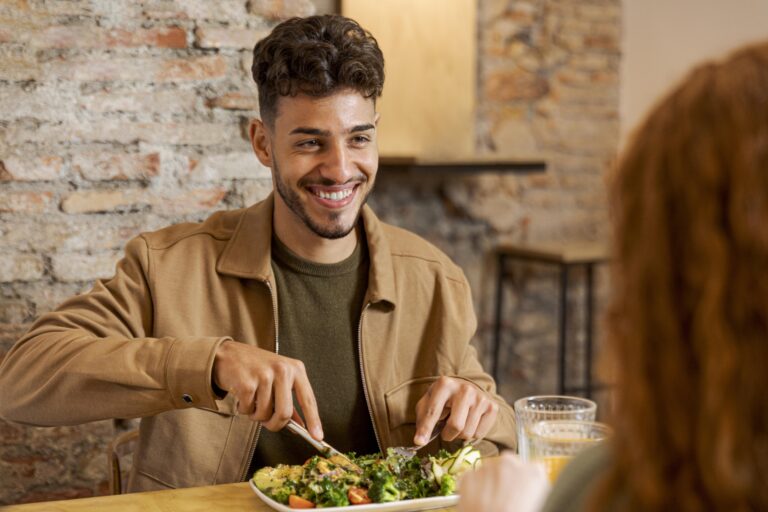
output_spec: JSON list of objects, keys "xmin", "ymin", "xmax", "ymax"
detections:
[{"xmin": 284, "ymin": 419, "xmax": 362, "ymax": 472}]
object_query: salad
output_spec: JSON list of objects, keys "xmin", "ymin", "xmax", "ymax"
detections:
[{"xmin": 252, "ymin": 444, "xmax": 482, "ymax": 508}]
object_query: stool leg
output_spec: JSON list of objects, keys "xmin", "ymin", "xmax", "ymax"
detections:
[
  {"xmin": 558, "ymin": 265, "xmax": 569, "ymax": 394},
  {"xmin": 492, "ymin": 253, "xmax": 506, "ymax": 384},
  {"xmin": 585, "ymin": 263, "xmax": 595, "ymax": 398}
]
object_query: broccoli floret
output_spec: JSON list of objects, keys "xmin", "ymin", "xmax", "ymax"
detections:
[
  {"xmin": 439, "ymin": 474, "xmax": 456, "ymax": 496},
  {"xmin": 313, "ymin": 478, "xmax": 350, "ymax": 507},
  {"xmin": 368, "ymin": 469, "xmax": 402, "ymax": 503},
  {"xmin": 270, "ymin": 485, "xmax": 294, "ymax": 504}
]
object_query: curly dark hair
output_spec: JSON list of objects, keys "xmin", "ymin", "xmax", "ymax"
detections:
[{"xmin": 251, "ymin": 14, "xmax": 385, "ymax": 125}]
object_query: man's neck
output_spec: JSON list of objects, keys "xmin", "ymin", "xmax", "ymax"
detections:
[{"xmin": 272, "ymin": 209, "xmax": 359, "ymax": 264}]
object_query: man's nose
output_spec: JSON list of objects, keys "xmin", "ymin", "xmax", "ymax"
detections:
[{"xmin": 321, "ymin": 142, "xmax": 356, "ymax": 183}]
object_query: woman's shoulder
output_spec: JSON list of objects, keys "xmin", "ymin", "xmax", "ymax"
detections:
[{"xmin": 539, "ymin": 443, "xmax": 613, "ymax": 512}]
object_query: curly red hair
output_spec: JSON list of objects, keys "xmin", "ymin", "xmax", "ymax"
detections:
[{"xmin": 594, "ymin": 41, "xmax": 768, "ymax": 510}]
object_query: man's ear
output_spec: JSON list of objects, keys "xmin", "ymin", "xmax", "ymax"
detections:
[
  {"xmin": 374, "ymin": 111, "xmax": 381, "ymax": 127},
  {"xmin": 249, "ymin": 118, "xmax": 273, "ymax": 168}
]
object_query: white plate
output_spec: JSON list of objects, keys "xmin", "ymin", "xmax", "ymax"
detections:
[{"xmin": 249, "ymin": 480, "xmax": 459, "ymax": 511}]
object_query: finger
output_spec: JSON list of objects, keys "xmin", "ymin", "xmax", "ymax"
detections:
[
  {"xmin": 263, "ymin": 372, "xmax": 293, "ymax": 431},
  {"xmin": 414, "ymin": 381, "xmax": 452, "ymax": 445},
  {"xmin": 443, "ymin": 386, "xmax": 472, "ymax": 441},
  {"xmin": 293, "ymin": 366, "xmax": 323, "ymax": 440},
  {"xmin": 235, "ymin": 385, "xmax": 256, "ymax": 415},
  {"xmin": 460, "ymin": 401, "xmax": 484, "ymax": 440},
  {"xmin": 475, "ymin": 401, "xmax": 499, "ymax": 440},
  {"xmin": 291, "ymin": 409, "xmax": 306, "ymax": 428},
  {"xmin": 251, "ymin": 376, "xmax": 273, "ymax": 422}
]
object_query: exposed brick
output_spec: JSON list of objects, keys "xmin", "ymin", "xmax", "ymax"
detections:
[
  {"xmin": 0, "ymin": 301, "xmax": 31, "ymax": 324},
  {"xmin": 73, "ymin": 153, "xmax": 160, "ymax": 181},
  {"xmin": 190, "ymin": 152, "xmax": 270, "ymax": 181},
  {"xmin": 0, "ymin": 51, "xmax": 42, "ymax": 81},
  {"xmin": 143, "ymin": 0, "xmax": 248, "ymax": 21},
  {"xmin": 156, "ymin": 55, "xmax": 228, "ymax": 81},
  {"xmin": 194, "ymin": 26, "xmax": 269, "ymax": 49},
  {"xmin": 484, "ymin": 67, "xmax": 550, "ymax": 101},
  {"xmin": 0, "ymin": 420, "xmax": 25, "ymax": 445},
  {"xmin": 239, "ymin": 180, "xmax": 273, "ymax": 206},
  {"xmin": 152, "ymin": 188, "xmax": 228, "ymax": 215},
  {"xmin": 206, "ymin": 92, "xmax": 259, "ymax": 111},
  {"xmin": 247, "ymin": 0, "xmax": 316, "ymax": 20},
  {"xmin": 60, "ymin": 189, "xmax": 150, "ymax": 214},
  {"xmin": 47, "ymin": 55, "xmax": 227, "ymax": 82},
  {"xmin": 27, "ymin": 26, "xmax": 187, "ymax": 49},
  {"xmin": 0, "ymin": 191, "xmax": 55, "ymax": 213},
  {"xmin": 0, "ymin": 323, "xmax": 30, "ymax": 361},
  {"xmin": 0, "ymin": 156, "xmax": 64, "ymax": 181},
  {"xmin": 51, "ymin": 251, "xmax": 120, "ymax": 282},
  {"xmin": 0, "ymin": 254, "xmax": 45, "ymax": 282},
  {"xmin": 79, "ymin": 89, "xmax": 198, "ymax": 114},
  {"xmin": 7, "ymin": 121, "xmax": 240, "ymax": 146},
  {"xmin": 0, "ymin": 82, "xmax": 78, "ymax": 121}
]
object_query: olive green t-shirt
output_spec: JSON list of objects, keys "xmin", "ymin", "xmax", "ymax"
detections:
[{"xmin": 250, "ymin": 233, "xmax": 379, "ymax": 471}]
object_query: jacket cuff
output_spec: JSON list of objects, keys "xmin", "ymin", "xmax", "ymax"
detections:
[{"xmin": 165, "ymin": 336, "xmax": 231, "ymax": 410}]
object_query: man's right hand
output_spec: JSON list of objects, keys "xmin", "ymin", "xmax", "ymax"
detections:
[{"xmin": 212, "ymin": 340, "xmax": 323, "ymax": 440}]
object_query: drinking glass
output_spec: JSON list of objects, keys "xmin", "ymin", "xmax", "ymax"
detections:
[
  {"xmin": 529, "ymin": 420, "xmax": 612, "ymax": 482},
  {"xmin": 513, "ymin": 395, "xmax": 597, "ymax": 460}
]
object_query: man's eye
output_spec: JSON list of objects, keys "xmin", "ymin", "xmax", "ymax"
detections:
[
  {"xmin": 351, "ymin": 136, "xmax": 371, "ymax": 145},
  {"xmin": 298, "ymin": 139, "xmax": 320, "ymax": 148}
]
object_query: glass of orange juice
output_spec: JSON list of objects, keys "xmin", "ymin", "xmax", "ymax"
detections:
[
  {"xmin": 514, "ymin": 395, "xmax": 597, "ymax": 461},
  {"xmin": 528, "ymin": 420, "xmax": 612, "ymax": 482}
]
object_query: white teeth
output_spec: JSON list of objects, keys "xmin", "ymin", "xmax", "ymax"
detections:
[{"xmin": 316, "ymin": 189, "xmax": 352, "ymax": 200}]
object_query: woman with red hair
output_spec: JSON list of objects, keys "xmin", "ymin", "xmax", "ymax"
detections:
[{"xmin": 460, "ymin": 39, "xmax": 768, "ymax": 511}]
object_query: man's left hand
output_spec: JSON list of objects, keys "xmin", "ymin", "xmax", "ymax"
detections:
[{"xmin": 413, "ymin": 376, "xmax": 499, "ymax": 445}]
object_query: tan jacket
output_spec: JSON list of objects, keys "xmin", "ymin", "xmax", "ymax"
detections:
[{"xmin": 0, "ymin": 195, "xmax": 515, "ymax": 492}]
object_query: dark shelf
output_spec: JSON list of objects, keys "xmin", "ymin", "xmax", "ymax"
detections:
[{"xmin": 378, "ymin": 156, "xmax": 547, "ymax": 174}]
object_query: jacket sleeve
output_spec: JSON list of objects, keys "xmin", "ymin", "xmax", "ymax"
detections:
[
  {"xmin": 451, "ymin": 272, "xmax": 517, "ymax": 452},
  {"xmin": 0, "ymin": 236, "xmax": 228, "ymax": 426}
]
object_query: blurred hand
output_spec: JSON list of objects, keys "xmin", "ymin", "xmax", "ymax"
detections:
[
  {"xmin": 212, "ymin": 340, "xmax": 323, "ymax": 439},
  {"xmin": 458, "ymin": 451, "xmax": 550, "ymax": 512},
  {"xmin": 414, "ymin": 376, "xmax": 499, "ymax": 445}
]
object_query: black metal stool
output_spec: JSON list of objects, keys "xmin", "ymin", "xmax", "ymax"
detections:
[{"xmin": 492, "ymin": 243, "xmax": 609, "ymax": 398}]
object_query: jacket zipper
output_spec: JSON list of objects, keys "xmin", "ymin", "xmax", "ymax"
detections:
[
  {"xmin": 358, "ymin": 302, "xmax": 382, "ymax": 453},
  {"xmin": 240, "ymin": 278, "xmax": 280, "ymax": 481}
]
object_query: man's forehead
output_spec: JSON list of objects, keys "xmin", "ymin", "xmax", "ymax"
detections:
[{"xmin": 271, "ymin": 90, "xmax": 376, "ymax": 132}]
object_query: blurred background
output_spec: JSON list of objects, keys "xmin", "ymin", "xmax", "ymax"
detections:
[{"xmin": 0, "ymin": 0, "xmax": 766, "ymax": 504}]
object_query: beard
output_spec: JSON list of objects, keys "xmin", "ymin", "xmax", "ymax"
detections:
[{"xmin": 272, "ymin": 156, "xmax": 373, "ymax": 239}]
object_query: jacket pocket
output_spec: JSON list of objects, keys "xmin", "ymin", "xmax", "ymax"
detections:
[
  {"xmin": 383, "ymin": 376, "xmax": 438, "ymax": 430},
  {"xmin": 200, "ymin": 392, "xmax": 238, "ymax": 416}
]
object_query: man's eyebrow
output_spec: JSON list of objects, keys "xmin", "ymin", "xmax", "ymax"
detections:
[
  {"xmin": 350, "ymin": 123, "xmax": 375, "ymax": 133},
  {"xmin": 289, "ymin": 127, "xmax": 331, "ymax": 136}
]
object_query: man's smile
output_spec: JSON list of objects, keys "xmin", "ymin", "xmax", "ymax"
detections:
[{"xmin": 305, "ymin": 183, "xmax": 361, "ymax": 209}]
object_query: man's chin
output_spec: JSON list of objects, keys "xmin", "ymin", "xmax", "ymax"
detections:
[{"xmin": 309, "ymin": 221, "xmax": 357, "ymax": 240}]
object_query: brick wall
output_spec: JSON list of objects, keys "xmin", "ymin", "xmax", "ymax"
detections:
[
  {"xmin": 0, "ymin": 0, "xmax": 317, "ymax": 504},
  {"xmin": 0, "ymin": 0, "xmax": 620, "ymax": 504}
]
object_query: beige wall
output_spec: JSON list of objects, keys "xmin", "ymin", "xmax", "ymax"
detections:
[{"xmin": 621, "ymin": 0, "xmax": 768, "ymax": 142}]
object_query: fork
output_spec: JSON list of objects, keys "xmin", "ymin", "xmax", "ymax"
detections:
[{"xmin": 391, "ymin": 419, "xmax": 447, "ymax": 458}]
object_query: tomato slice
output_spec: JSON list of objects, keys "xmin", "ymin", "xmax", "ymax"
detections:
[
  {"xmin": 288, "ymin": 495, "xmax": 316, "ymax": 508},
  {"xmin": 348, "ymin": 486, "xmax": 372, "ymax": 505}
]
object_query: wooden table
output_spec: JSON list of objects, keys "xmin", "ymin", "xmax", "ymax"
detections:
[{"xmin": 1, "ymin": 483, "xmax": 457, "ymax": 511}]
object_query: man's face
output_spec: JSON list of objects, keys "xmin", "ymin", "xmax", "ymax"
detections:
[{"xmin": 254, "ymin": 89, "xmax": 379, "ymax": 240}]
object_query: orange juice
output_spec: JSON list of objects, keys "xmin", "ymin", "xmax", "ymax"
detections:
[{"xmin": 538, "ymin": 455, "xmax": 572, "ymax": 482}]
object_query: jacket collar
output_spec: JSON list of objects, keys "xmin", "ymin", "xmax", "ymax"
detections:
[{"xmin": 216, "ymin": 193, "xmax": 396, "ymax": 306}]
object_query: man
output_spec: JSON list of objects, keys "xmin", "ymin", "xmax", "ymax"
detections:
[{"xmin": 0, "ymin": 15, "xmax": 515, "ymax": 492}]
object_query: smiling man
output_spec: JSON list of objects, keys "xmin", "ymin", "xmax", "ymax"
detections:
[{"xmin": 0, "ymin": 15, "xmax": 516, "ymax": 492}]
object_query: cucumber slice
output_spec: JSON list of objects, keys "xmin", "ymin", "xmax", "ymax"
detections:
[
  {"xmin": 463, "ymin": 449, "xmax": 481, "ymax": 467},
  {"xmin": 432, "ymin": 459, "xmax": 445, "ymax": 481}
]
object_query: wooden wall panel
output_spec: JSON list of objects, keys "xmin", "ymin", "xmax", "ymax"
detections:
[{"xmin": 342, "ymin": 0, "xmax": 476, "ymax": 158}]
